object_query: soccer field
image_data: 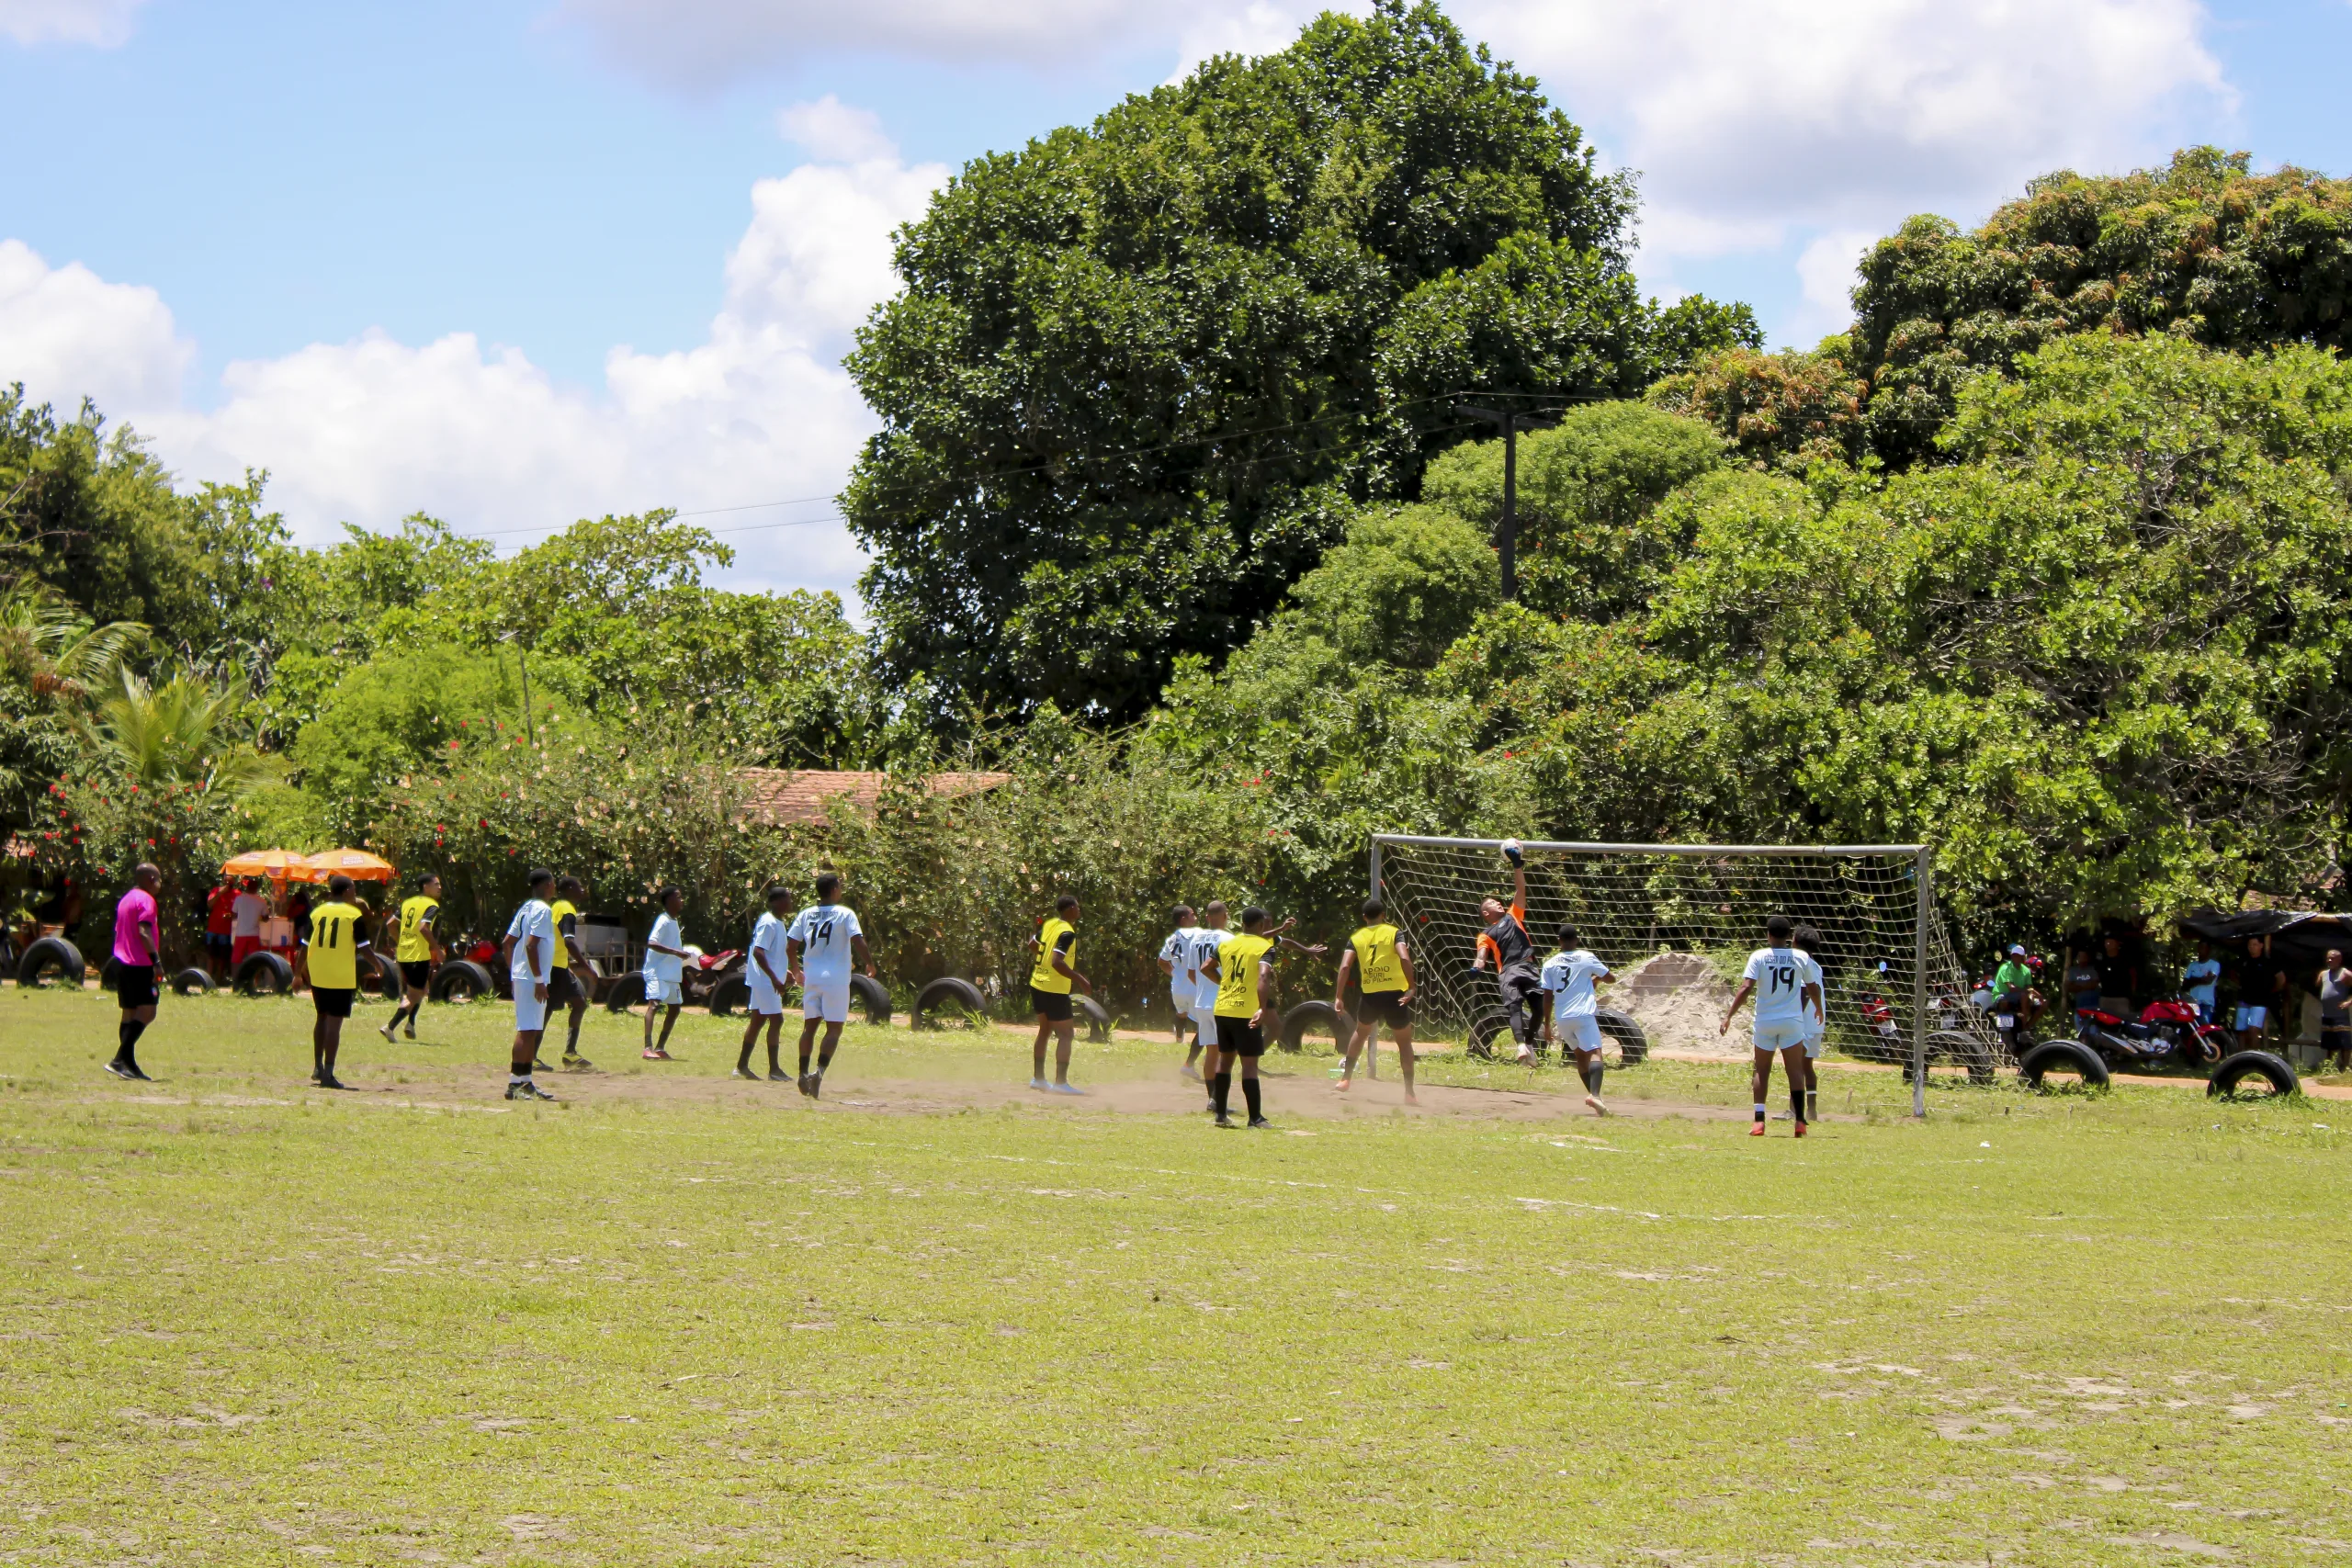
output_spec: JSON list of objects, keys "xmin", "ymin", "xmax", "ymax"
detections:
[{"xmin": 2, "ymin": 989, "xmax": 2346, "ymax": 1565}]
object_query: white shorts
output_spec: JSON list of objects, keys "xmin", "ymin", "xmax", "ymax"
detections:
[
  {"xmin": 1555, "ymin": 1014, "xmax": 1601, "ymax": 1054},
  {"xmin": 747, "ymin": 974, "xmax": 786, "ymax": 1017},
  {"xmin": 642, "ymin": 976, "xmax": 681, "ymax": 1006},
  {"xmin": 514, "ymin": 987, "xmax": 547, "ymax": 1032},
  {"xmin": 1754, "ymin": 1020, "xmax": 1806, "ymax": 1053},
  {"xmin": 1803, "ymin": 1015, "xmax": 1826, "ymax": 1058},
  {"xmin": 1189, "ymin": 1006, "xmax": 1219, "ymax": 1047},
  {"xmin": 803, "ymin": 977, "xmax": 850, "ymax": 1022}
]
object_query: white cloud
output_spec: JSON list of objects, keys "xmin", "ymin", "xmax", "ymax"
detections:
[
  {"xmin": 0, "ymin": 239, "xmax": 189, "ymax": 412},
  {"xmin": 1791, "ymin": 229, "xmax": 1878, "ymax": 343},
  {"xmin": 778, "ymin": 95, "xmax": 897, "ymax": 164},
  {"xmin": 0, "ymin": 120, "xmax": 947, "ymax": 601},
  {"xmin": 0, "ymin": 0, "xmax": 149, "ymax": 46}
]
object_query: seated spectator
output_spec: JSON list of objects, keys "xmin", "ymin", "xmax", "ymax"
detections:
[{"xmin": 2182, "ymin": 942, "xmax": 2221, "ymax": 1021}]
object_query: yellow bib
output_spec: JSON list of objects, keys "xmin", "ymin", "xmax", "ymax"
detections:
[
  {"xmin": 548, "ymin": 898, "xmax": 577, "ymax": 969},
  {"xmin": 1029, "ymin": 917, "xmax": 1075, "ymax": 994},
  {"xmin": 396, "ymin": 895, "xmax": 438, "ymax": 962},
  {"xmin": 308, "ymin": 901, "xmax": 364, "ymax": 990},
  {"xmin": 1351, "ymin": 923, "xmax": 1406, "ymax": 992},
  {"xmin": 1215, "ymin": 932, "xmax": 1274, "ymax": 1017}
]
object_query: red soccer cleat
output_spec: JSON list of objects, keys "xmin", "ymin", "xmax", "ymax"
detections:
[{"xmin": 1749, "ymin": 1121, "xmax": 1767, "ymax": 1137}]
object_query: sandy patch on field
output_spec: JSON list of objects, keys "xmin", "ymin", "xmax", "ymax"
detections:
[{"xmin": 1614, "ymin": 953, "xmax": 1748, "ymax": 1059}]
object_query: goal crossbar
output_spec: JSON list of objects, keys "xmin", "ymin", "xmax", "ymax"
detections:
[{"xmin": 1369, "ymin": 834, "xmax": 1941, "ymax": 1117}]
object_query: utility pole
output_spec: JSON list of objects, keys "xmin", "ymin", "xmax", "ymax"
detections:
[{"xmin": 1456, "ymin": 403, "xmax": 1555, "ymax": 601}]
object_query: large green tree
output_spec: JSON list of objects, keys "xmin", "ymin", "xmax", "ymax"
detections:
[
  {"xmin": 1849, "ymin": 147, "xmax": 2352, "ymax": 464},
  {"xmin": 843, "ymin": 0, "xmax": 1750, "ymax": 727}
]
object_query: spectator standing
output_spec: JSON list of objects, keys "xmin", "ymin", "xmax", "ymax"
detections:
[
  {"xmin": 2182, "ymin": 942, "xmax": 2222, "ymax": 1021},
  {"xmin": 204, "ymin": 881, "xmax": 236, "ymax": 979},
  {"xmin": 2318, "ymin": 950, "xmax": 2352, "ymax": 1074},
  {"xmin": 230, "ymin": 878, "xmax": 268, "ymax": 970},
  {"xmin": 2096, "ymin": 934, "xmax": 2138, "ymax": 1018},
  {"xmin": 2064, "ymin": 948, "xmax": 2102, "ymax": 1018},
  {"xmin": 2232, "ymin": 936, "xmax": 2288, "ymax": 1050}
]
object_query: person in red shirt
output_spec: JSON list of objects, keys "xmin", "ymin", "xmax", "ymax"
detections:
[{"xmin": 205, "ymin": 881, "xmax": 236, "ymax": 979}]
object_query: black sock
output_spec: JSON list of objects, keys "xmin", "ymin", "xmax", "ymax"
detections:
[
  {"xmin": 1242, "ymin": 1077, "xmax": 1262, "ymax": 1121},
  {"xmin": 1211, "ymin": 1070, "xmax": 1231, "ymax": 1115},
  {"xmin": 1584, "ymin": 1063, "xmax": 1604, "ymax": 1096},
  {"xmin": 117, "ymin": 1019, "xmax": 145, "ymax": 1066},
  {"xmin": 1791, "ymin": 1083, "xmax": 1806, "ymax": 1123},
  {"xmin": 567, "ymin": 1013, "xmax": 582, "ymax": 1052}
]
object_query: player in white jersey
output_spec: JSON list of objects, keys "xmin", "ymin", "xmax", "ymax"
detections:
[
  {"xmin": 1158, "ymin": 906, "xmax": 1198, "ymax": 1051},
  {"xmin": 1721, "ymin": 913, "xmax": 1822, "ymax": 1136},
  {"xmin": 1792, "ymin": 922, "xmax": 1827, "ymax": 1122},
  {"xmin": 1540, "ymin": 922, "xmax": 1616, "ymax": 1116},
  {"xmin": 786, "ymin": 872, "xmax": 875, "ymax": 1100},
  {"xmin": 734, "ymin": 883, "xmax": 795, "ymax": 1083},
  {"xmin": 1185, "ymin": 903, "xmax": 1230, "ymax": 1092},
  {"xmin": 639, "ymin": 885, "xmax": 689, "ymax": 1060}
]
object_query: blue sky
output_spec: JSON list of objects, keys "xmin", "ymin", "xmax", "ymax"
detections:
[{"xmin": 2, "ymin": 0, "xmax": 2346, "ymax": 600}]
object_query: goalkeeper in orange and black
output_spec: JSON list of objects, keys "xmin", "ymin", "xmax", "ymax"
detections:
[{"xmin": 1471, "ymin": 840, "xmax": 1545, "ymax": 1064}]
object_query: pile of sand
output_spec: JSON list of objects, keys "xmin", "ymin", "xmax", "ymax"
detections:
[{"xmin": 1612, "ymin": 951, "xmax": 1748, "ymax": 1059}]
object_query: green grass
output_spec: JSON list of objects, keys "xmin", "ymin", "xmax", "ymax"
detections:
[{"xmin": 2, "ymin": 987, "xmax": 2347, "ymax": 1564}]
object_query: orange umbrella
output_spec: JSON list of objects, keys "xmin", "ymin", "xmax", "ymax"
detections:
[
  {"xmin": 220, "ymin": 848, "xmax": 312, "ymax": 881},
  {"xmin": 303, "ymin": 849, "xmax": 397, "ymax": 882}
]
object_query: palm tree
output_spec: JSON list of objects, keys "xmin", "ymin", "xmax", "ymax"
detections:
[
  {"xmin": 90, "ymin": 667, "xmax": 279, "ymax": 795},
  {"xmin": 0, "ymin": 586, "xmax": 147, "ymax": 706}
]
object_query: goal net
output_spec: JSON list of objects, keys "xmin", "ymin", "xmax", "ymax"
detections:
[{"xmin": 1369, "ymin": 835, "xmax": 1996, "ymax": 1111}]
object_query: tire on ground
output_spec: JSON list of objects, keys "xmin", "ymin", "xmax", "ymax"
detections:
[
  {"xmin": 1932, "ymin": 1028, "xmax": 1996, "ymax": 1085},
  {"xmin": 603, "ymin": 972, "xmax": 646, "ymax": 1012},
  {"xmin": 706, "ymin": 975, "xmax": 751, "ymax": 1018},
  {"xmin": 1468, "ymin": 1010, "xmax": 1511, "ymax": 1059},
  {"xmin": 1593, "ymin": 1008, "xmax": 1647, "ymax": 1065},
  {"xmin": 850, "ymin": 973, "xmax": 893, "ymax": 1028},
  {"xmin": 910, "ymin": 976, "xmax": 989, "ymax": 1030},
  {"xmin": 427, "ymin": 959, "xmax": 496, "ymax": 1004},
  {"xmin": 1279, "ymin": 998, "xmax": 1351, "ymax": 1055},
  {"xmin": 365, "ymin": 950, "xmax": 402, "ymax": 1001},
  {"xmin": 2018, "ymin": 1038, "xmax": 2110, "ymax": 1090},
  {"xmin": 233, "ymin": 951, "xmax": 294, "ymax": 998},
  {"xmin": 2209, "ymin": 1050, "xmax": 2299, "ymax": 1099},
  {"xmin": 99, "ymin": 955, "xmax": 122, "ymax": 992},
  {"xmin": 15, "ymin": 935, "xmax": 83, "ymax": 990},
  {"xmin": 1069, "ymin": 993, "xmax": 1112, "ymax": 1043},
  {"xmin": 170, "ymin": 966, "xmax": 217, "ymax": 997}
]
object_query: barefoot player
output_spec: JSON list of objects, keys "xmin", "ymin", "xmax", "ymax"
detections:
[
  {"xmin": 786, "ymin": 872, "xmax": 874, "ymax": 1100},
  {"xmin": 306, "ymin": 874, "xmax": 368, "ymax": 1089},
  {"xmin": 1027, "ymin": 894, "xmax": 1091, "ymax": 1095},
  {"xmin": 736, "ymin": 883, "xmax": 794, "ymax": 1082},
  {"xmin": 1721, "ymin": 913, "xmax": 1820, "ymax": 1137},
  {"xmin": 548, "ymin": 875, "xmax": 594, "ymax": 1070},
  {"xmin": 1335, "ymin": 896, "xmax": 1418, "ymax": 1102},
  {"xmin": 640, "ymin": 886, "xmax": 688, "ymax": 1060}
]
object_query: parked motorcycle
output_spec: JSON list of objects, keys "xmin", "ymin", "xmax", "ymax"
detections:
[{"xmin": 2073, "ymin": 998, "xmax": 2228, "ymax": 1070}]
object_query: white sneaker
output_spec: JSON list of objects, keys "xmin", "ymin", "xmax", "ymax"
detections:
[
  {"xmin": 1048, "ymin": 1082, "xmax": 1086, "ymax": 1095},
  {"xmin": 1515, "ymin": 1048, "xmax": 1537, "ymax": 1066},
  {"xmin": 1030, "ymin": 1077, "xmax": 1049, "ymax": 1091},
  {"xmin": 1180, "ymin": 1064, "xmax": 1202, "ymax": 1080}
]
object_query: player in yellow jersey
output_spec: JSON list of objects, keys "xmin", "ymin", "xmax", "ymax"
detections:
[
  {"xmin": 1333, "ymin": 896, "xmax": 1419, "ymax": 1102},
  {"xmin": 1027, "ymin": 894, "xmax": 1092, "ymax": 1094},
  {"xmin": 548, "ymin": 875, "xmax": 594, "ymax": 1070},
  {"xmin": 304, "ymin": 874, "xmax": 369, "ymax": 1090},
  {"xmin": 380, "ymin": 872, "xmax": 443, "ymax": 1043},
  {"xmin": 1200, "ymin": 905, "xmax": 1283, "ymax": 1128}
]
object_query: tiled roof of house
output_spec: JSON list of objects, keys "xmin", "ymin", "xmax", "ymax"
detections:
[{"xmin": 734, "ymin": 769, "xmax": 1011, "ymax": 826}]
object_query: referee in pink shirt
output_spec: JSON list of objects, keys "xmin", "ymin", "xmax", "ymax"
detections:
[{"xmin": 107, "ymin": 862, "xmax": 162, "ymax": 1081}]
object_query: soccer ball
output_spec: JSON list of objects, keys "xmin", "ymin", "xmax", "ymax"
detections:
[{"xmin": 1500, "ymin": 838, "xmax": 1524, "ymax": 866}]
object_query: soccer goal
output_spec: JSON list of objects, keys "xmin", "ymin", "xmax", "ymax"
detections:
[{"xmin": 1369, "ymin": 835, "xmax": 1997, "ymax": 1117}]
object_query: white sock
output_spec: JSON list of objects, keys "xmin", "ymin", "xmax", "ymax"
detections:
[{"xmin": 511, "ymin": 1072, "xmax": 529, "ymax": 1085}]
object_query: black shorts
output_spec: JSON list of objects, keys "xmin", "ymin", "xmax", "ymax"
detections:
[
  {"xmin": 1030, "ymin": 986, "xmax": 1073, "ymax": 1021},
  {"xmin": 312, "ymin": 987, "xmax": 355, "ymax": 1019},
  {"xmin": 1215, "ymin": 1016, "xmax": 1265, "ymax": 1056},
  {"xmin": 1358, "ymin": 991, "xmax": 1412, "ymax": 1029},
  {"xmin": 2324, "ymin": 1017, "xmax": 2350, "ymax": 1049},
  {"xmin": 116, "ymin": 964, "xmax": 157, "ymax": 1010},
  {"xmin": 548, "ymin": 967, "xmax": 580, "ymax": 1005},
  {"xmin": 206, "ymin": 933, "xmax": 231, "ymax": 954},
  {"xmin": 400, "ymin": 960, "xmax": 431, "ymax": 990}
]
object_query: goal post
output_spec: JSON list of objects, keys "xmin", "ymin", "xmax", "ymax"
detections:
[{"xmin": 1369, "ymin": 835, "xmax": 1984, "ymax": 1117}]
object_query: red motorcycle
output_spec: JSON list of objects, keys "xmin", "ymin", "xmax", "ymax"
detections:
[{"xmin": 2074, "ymin": 998, "xmax": 2227, "ymax": 1069}]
